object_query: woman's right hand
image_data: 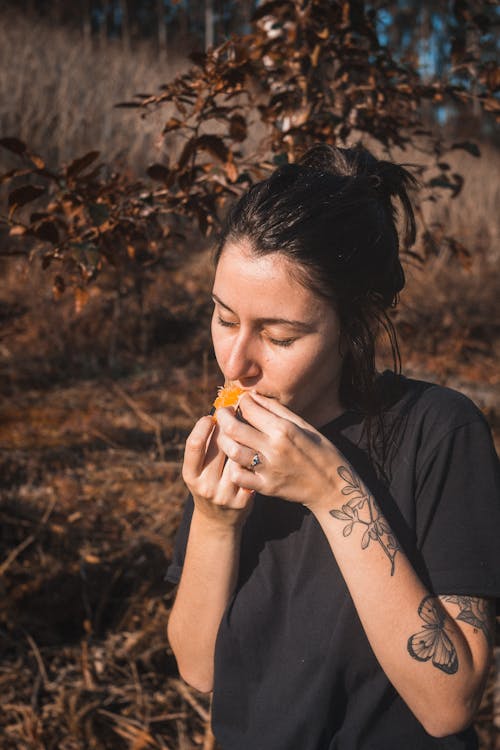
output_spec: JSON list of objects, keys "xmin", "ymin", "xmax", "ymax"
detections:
[{"xmin": 182, "ymin": 415, "xmax": 255, "ymax": 528}]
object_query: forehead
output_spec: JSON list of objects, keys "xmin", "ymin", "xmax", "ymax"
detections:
[{"xmin": 213, "ymin": 241, "xmax": 325, "ymax": 319}]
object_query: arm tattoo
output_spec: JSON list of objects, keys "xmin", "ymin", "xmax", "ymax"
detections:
[
  {"xmin": 407, "ymin": 595, "xmax": 459, "ymax": 674},
  {"xmin": 329, "ymin": 465, "xmax": 400, "ymax": 575},
  {"xmin": 440, "ymin": 595, "xmax": 495, "ymax": 647}
]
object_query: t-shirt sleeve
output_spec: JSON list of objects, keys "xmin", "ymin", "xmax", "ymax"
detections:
[
  {"xmin": 415, "ymin": 415, "xmax": 500, "ymax": 600},
  {"xmin": 164, "ymin": 494, "xmax": 194, "ymax": 584}
]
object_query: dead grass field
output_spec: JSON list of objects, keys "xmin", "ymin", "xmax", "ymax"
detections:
[
  {"xmin": 1, "ymin": 10, "xmax": 499, "ymax": 749},
  {"xmin": 0, "ymin": 10, "xmax": 189, "ymax": 174}
]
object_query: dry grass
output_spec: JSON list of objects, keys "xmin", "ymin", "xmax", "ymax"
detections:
[
  {"xmin": 0, "ymin": 371, "xmax": 219, "ymax": 750},
  {"xmin": 0, "ymin": 10, "xmax": 188, "ymax": 174}
]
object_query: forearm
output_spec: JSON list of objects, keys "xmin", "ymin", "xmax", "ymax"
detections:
[
  {"xmin": 312, "ymin": 483, "xmax": 491, "ymax": 737},
  {"xmin": 167, "ymin": 509, "xmax": 242, "ymax": 692}
]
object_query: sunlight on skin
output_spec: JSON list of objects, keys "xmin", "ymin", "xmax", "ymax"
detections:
[{"xmin": 211, "ymin": 240, "xmax": 345, "ymax": 429}]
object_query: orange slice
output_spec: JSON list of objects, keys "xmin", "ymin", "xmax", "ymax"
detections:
[{"xmin": 213, "ymin": 383, "xmax": 245, "ymax": 413}]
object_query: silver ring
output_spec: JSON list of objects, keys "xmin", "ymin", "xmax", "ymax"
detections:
[{"xmin": 250, "ymin": 453, "xmax": 261, "ymax": 468}]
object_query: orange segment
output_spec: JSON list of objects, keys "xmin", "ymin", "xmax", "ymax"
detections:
[{"xmin": 213, "ymin": 383, "xmax": 245, "ymax": 411}]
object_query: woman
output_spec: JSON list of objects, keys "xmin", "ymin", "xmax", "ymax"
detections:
[{"xmin": 166, "ymin": 144, "xmax": 500, "ymax": 749}]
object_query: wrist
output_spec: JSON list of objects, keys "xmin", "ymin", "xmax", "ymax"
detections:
[
  {"xmin": 303, "ymin": 463, "xmax": 344, "ymax": 518},
  {"xmin": 191, "ymin": 504, "xmax": 250, "ymax": 536}
]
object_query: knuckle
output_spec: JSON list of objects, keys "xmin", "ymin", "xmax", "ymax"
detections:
[
  {"xmin": 197, "ymin": 483, "xmax": 212, "ymax": 502},
  {"xmin": 223, "ymin": 418, "xmax": 239, "ymax": 439},
  {"xmin": 273, "ymin": 424, "xmax": 292, "ymax": 448},
  {"xmin": 226, "ymin": 442, "xmax": 241, "ymax": 462},
  {"xmin": 227, "ymin": 461, "xmax": 241, "ymax": 482},
  {"xmin": 221, "ymin": 424, "xmax": 234, "ymax": 441},
  {"xmin": 212, "ymin": 496, "xmax": 225, "ymax": 506},
  {"xmin": 185, "ymin": 433, "xmax": 205, "ymax": 452}
]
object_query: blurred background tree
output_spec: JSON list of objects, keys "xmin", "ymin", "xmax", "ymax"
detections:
[{"xmin": 0, "ymin": 0, "xmax": 498, "ymax": 375}]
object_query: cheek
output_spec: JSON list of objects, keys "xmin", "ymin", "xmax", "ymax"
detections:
[
  {"xmin": 211, "ymin": 317, "xmax": 231, "ymax": 368},
  {"xmin": 288, "ymin": 341, "xmax": 341, "ymax": 392}
]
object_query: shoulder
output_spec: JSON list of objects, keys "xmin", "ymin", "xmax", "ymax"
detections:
[
  {"xmin": 378, "ymin": 371, "xmax": 494, "ymax": 464},
  {"xmin": 404, "ymin": 377, "xmax": 484, "ymax": 426},
  {"xmin": 381, "ymin": 370, "xmax": 486, "ymax": 428}
]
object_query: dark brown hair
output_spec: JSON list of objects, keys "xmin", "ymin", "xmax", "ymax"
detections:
[{"xmin": 215, "ymin": 143, "xmax": 417, "ymax": 417}]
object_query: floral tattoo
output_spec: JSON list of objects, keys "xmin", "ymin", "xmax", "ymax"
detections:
[
  {"xmin": 330, "ymin": 465, "xmax": 400, "ymax": 575},
  {"xmin": 441, "ymin": 595, "xmax": 494, "ymax": 647}
]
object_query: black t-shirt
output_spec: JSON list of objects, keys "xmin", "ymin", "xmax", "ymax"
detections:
[{"xmin": 166, "ymin": 374, "xmax": 500, "ymax": 749}]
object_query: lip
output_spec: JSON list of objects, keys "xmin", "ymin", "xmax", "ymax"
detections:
[
  {"xmin": 247, "ymin": 391, "xmax": 278, "ymax": 400},
  {"xmin": 228, "ymin": 384, "xmax": 278, "ymax": 400}
]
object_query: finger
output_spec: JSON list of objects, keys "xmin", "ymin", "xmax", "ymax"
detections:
[
  {"xmin": 222, "ymin": 458, "xmax": 262, "ymax": 496},
  {"xmin": 217, "ymin": 429, "xmax": 260, "ymax": 470},
  {"xmin": 215, "ymin": 458, "xmax": 258, "ymax": 504},
  {"xmin": 244, "ymin": 391, "xmax": 313, "ymax": 431},
  {"xmin": 225, "ymin": 459, "xmax": 263, "ymax": 494},
  {"xmin": 241, "ymin": 393, "xmax": 326, "ymax": 460},
  {"xmin": 236, "ymin": 392, "xmax": 298, "ymax": 437},
  {"xmin": 182, "ymin": 416, "xmax": 221, "ymax": 481},
  {"xmin": 216, "ymin": 406, "xmax": 265, "ymax": 450}
]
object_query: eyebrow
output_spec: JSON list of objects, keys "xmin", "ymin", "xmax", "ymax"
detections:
[{"xmin": 212, "ymin": 293, "xmax": 316, "ymax": 332}]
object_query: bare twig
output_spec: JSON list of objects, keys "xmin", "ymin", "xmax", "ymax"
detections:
[
  {"xmin": 25, "ymin": 634, "xmax": 51, "ymax": 689},
  {"xmin": 0, "ymin": 532, "xmax": 36, "ymax": 577},
  {"xmin": 0, "ymin": 495, "xmax": 57, "ymax": 577},
  {"xmin": 171, "ymin": 679, "xmax": 210, "ymax": 723},
  {"xmin": 111, "ymin": 382, "xmax": 165, "ymax": 460}
]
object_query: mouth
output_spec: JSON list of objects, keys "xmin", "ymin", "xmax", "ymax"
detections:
[{"xmin": 225, "ymin": 381, "xmax": 277, "ymax": 398}]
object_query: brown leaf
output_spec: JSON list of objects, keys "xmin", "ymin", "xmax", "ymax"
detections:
[
  {"xmin": 197, "ymin": 135, "xmax": 229, "ymax": 163},
  {"xmin": 310, "ymin": 44, "xmax": 321, "ymax": 68},
  {"xmin": 9, "ymin": 225, "xmax": 27, "ymax": 236},
  {"xmin": 114, "ymin": 101, "xmax": 143, "ymax": 108},
  {"xmin": 147, "ymin": 164, "xmax": 170, "ymax": 182},
  {"xmin": 52, "ymin": 275, "xmax": 65, "ymax": 298},
  {"xmin": 74, "ymin": 287, "xmax": 90, "ymax": 314},
  {"xmin": 162, "ymin": 117, "xmax": 183, "ymax": 134},
  {"xmin": 0, "ymin": 168, "xmax": 32, "ymax": 184},
  {"xmin": 34, "ymin": 220, "xmax": 60, "ymax": 244},
  {"xmin": 229, "ymin": 114, "xmax": 247, "ymax": 142},
  {"xmin": 225, "ymin": 160, "xmax": 238, "ymax": 183},
  {"xmin": 66, "ymin": 151, "xmax": 100, "ymax": 179},
  {"xmin": 178, "ymin": 138, "xmax": 198, "ymax": 170},
  {"xmin": 0, "ymin": 137, "xmax": 27, "ymax": 155},
  {"xmin": 8, "ymin": 184, "xmax": 45, "ymax": 209},
  {"xmin": 29, "ymin": 153, "xmax": 46, "ymax": 169},
  {"xmin": 450, "ymin": 141, "xmax": 481, "ymax": 158}
]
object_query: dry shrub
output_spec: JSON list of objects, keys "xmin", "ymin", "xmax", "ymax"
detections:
[
  {"xmin": 0, "ymin": 244, "xmax": 216, "ymax": 393},
  {"xmin": 400, "ymin": 253, "xmax": 499, "ymax": 374},
  {"xmin": 392, "ymin": 143, "xmax": 500, "ymax": 387}
]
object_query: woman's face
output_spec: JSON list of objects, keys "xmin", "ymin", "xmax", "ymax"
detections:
[{"xmin": 211, "ymin": 240, "xmax": 344, "ymax": 427}]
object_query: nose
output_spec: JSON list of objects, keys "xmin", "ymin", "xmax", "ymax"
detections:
[{"xmin": 223, "ymin": 329, "xmax": 261, "ymax": 383}]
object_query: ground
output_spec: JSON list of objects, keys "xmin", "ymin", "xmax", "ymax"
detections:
[{"xmin": 0, "ymin": 250, "xmax": 498, "ymax": 749}]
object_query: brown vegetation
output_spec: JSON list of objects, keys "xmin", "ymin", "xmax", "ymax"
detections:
[
  {"xmin": 0, "ymin": 11, "xmax": 187, "ymax": 172},
  {"xmin": 1, "ymin": 3, "xmax": 499, "ymax": 748}
]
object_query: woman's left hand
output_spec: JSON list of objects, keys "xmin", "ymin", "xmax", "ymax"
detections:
[{"xmin": 215, "ymin": 391, "xmax": 344, "ymax": 513}]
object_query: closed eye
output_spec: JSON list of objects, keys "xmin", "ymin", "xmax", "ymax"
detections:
[
  {"xmin": 217, "ymin": 314, "xmax": 296, "ymax": 347},
  {"xmin": 268, "ymin": 336, "xmax": 296, "ymax": 348},
  {"xmin": 217, "ymin": 315, "xmax": 237, "ymax": 328}
]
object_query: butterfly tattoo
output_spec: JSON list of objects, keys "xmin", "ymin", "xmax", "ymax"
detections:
[{"xmin": 407, "ymin": 595, "xmax": 459, "ymax": 675}]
